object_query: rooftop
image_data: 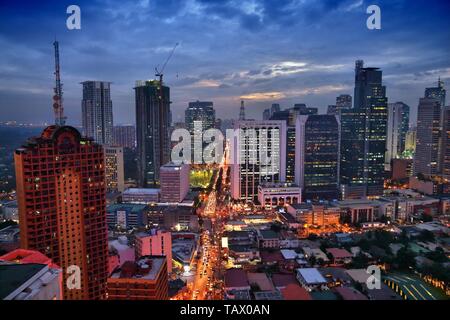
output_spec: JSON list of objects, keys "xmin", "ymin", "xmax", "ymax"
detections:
[
  {"xmin": 326, "ymin": 248, "xmax": 353, "ymax": 259},
  {"xmin": 271, "ymin": 273, "xmax": 298, "ymax": 288},
  {"xmin": 296, "ymin": 268, "xmax": 327, "ymax": 285},
  {"xmin": 247, "ymin": 272, "xmax": 274, "ymax": 291},
  {"xmin": 123, "ymin": 188, "xmax": 160, "ymax": 195},
  {"xmin": 280, "ymin": 283, "xmax": 312, "ymax": 300},
  {"xmin": 0, "ymin": 263, "xmax": 47, "ymax": 299},
  {"xmin": 110, "ymin": 256, "xmax": 165, "ymax": 281},
  {"xmin": 335, "ymin": 286, "xmax": 368, "ymax": 300},
  {"xmin": 224, "ymin": 269, "xmax": 249, "ymax": 289}
]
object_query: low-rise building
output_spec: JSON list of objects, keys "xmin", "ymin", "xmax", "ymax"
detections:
[
  {"xmin": 326, "ymin": 248, "xmax": 353, "ymax": 265},
  {"xmin": 135, "ymin": 229, "xmax": 172, "ymax": 272},
  {"xmin": 106, "ymin": 203, "xmax": 147, "ymax": 229},
  {"xmin": 122, "ymin": 188, "xmax": 160, "ymax": 203},
  {"xmin": 287, "ymin": 203, "xmax": 340, "ymax": 227},
  {"xmin": 258, "ymin": 183, "xmax": 301, "ymax": 208},
  {"xmin": 296, "ymin": 268, "xmax": 327, "ymax": 291},
  {"xmin": 107, "ymin": 256, "xmax": 169, "ymax": 300},
  {"xmin": 257, "ymin": 230, "xmax": 280, "ymax": 248}
]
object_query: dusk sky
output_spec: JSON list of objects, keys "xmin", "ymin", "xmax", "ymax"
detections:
[{"xmin": 0, "ymin": 0, "xmax": 449, "ymax": 125}]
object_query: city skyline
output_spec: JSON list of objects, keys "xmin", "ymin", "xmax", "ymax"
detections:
[{"xmin": 0, "ymin": 0, "xmax": 449, "ymax": 125}]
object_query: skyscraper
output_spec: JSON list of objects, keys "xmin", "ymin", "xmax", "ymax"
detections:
[
  {"xmin": 135, "ymin": 80, "xmax": 171, "ymax": 187},
  {"xmin": 441, "ymin": 106, "xmax": 450, "ymax": 178},
  {"xmin": 340, "ymin": 60, "xmax": 388, "ymax": 199},
  {"xmin": 385, "ymin": 102, "xmax": 410, "ymax": 169},
  {"xmin": 413, "ymin": 98, "xmax": 441, "ymax": 177},
  {"xmin": 295, "ymin": 115, "xmax": 340, "ymax": 201},
  {"xmin": 14, "ymin": 125, "xmax": 108, "ymax": 299},
  {"xmin": 104, "ymin": 146, "xmax": 125, "ymax": 193},
  {"xmin": 81, "ymin": 81, "xmax": 113, "ymax": 145},
  {"xmin": 425, "ymin": 78, "xmax": 446, "ymax": 108},
  {"xmin": 231, "ymin": 120, "xmax": 286, "ymax": 202},
  {"xmin": 113, "ymin": 125, "xmax": 136, "ymax": 149},
  {"xmin": 328, "ymin": 94, "xmax": 352, "ymax": 115},
  {"xmin": 239, "ymin": 100, "xmax": 246, "ymax": 120}
]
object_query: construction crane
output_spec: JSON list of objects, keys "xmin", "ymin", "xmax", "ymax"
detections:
[
  {"xmin": 154, "ymin": 42, "xmax": 179, "ymax": 85},
  {"xmin": 154, "ymin": 42, "xmax": 178, "ymax": 167},
  {"xmin": 52, "ymin": 40, "xmax": 66, "ymax": 126}
]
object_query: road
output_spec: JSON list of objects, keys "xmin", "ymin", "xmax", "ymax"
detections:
[{"xmin": 189, "ymin": 142, "xmax": 230, "ymax": 300}]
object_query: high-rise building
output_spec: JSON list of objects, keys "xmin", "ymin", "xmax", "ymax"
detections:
[
  {"xmin": 262, "ymin": 108, "xmax": 271, "ymax": 120},
  {"xmin": 286, "ymin": 126, "xmax": 296, "ymax": 183},
  {"xmin": 425, "ymin": 78, "xmax": 446, "ymax": 108},
  {"xmin": 104, "ymin": 146, "xmax": 125, "ymax": 193},
  {"xmin": 239, "ymin": 100, "xmax": 246, "ymax": 120},
  {"xmin": 413, "ymin": 98, "xmax": 441, "ymax": 177},
  {"xmin": 185, "ymin": 101, "xmax": 216, "ymax": 134},
  {"xmin": 385, "ymin": 102, "xmax": 410, "ymax": 170},
  {"xmin": 159, "ymin": 162, "xmax": 190, "ymax": 203},
  {"xmin": 231, "ymin": 120, "xmax": 286, "ymax": 202},
  {"xmin": 113, "ymin": 125, "xmax": 136, "ymax": 149},
  {"xmin": 405, "ymin": 127, "xmax": 417, "ymax": 153},
  {"xmin": 14, "ymin": 125, "xmax": 108, "ymax": 299},
  {"xmin": 328, "ymin": 95, "xmax": 353, "ymax": 116},
  {"xmin": 135, "ymin": 229, "xmax": 172, "ymax": 272},
  {"xmin": 441, "ymin": 106, "xmax": 450, "ymax": 178},
  {"xmin": 135, "ymin": 80, "xmax": 171, "ymax": 187},
  {"xmin": 81, "ymin": 81, "xmax": 113, "ymax": 145},
  {"xmin": 295, "ymin": 115, "xmax": 340, "ymax": 201},
  {"xmin": 340, "ymin": 60, "xmax": 388, "ymax": 199}
]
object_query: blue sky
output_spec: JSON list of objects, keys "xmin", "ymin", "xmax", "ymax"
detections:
[{"xmin": 0, "ymin": 0, "xmax": 449, "ymax": 125}]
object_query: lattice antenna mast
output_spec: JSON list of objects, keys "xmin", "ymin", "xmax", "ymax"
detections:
[{"xmin": 53, "ymin": 41, "xmax": 66, "ymax": 126}]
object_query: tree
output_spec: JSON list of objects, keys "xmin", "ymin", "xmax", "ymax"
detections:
[{"xmin": 396, "ymin": 247, "xmax": 416, "ymax": 270}]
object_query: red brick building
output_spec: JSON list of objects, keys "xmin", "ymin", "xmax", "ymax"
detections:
[{"xmin": 14, "ymin": 125, "xmax": 108, "ymax": 299}]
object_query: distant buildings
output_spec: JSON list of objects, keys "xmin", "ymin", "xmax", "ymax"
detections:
[
  {"xmin": 442, "ymin": 106, "xmax": 450, "ymax": 178},
  {"xmin": 231, "ymin": 120, "xmax": 286, "ymax": 202},
  {"xmin": 386, "ymin": 102, "xmax": 410, "ymax": 170},
  {"xmin": 414, "ymin": 98, "xmax": 441, "ymax": 177},
  {"xmin": 14, "ymin": 125, "xmax": 108, "ymax": 299},
  {"xmin": 340, "ymin": 60, "xmax": 388, "ymax": 199},
  {"xmin": 122, "ymin": 188, "xmax": 160, "ymax": 203},
  {"xmin": 287, "ymin": 203, "xmax": 340, "ymax": 228},
  {"xmin": 424, "ymin": 78, "xmax": 446, "ymax": 108},
  {"xmin": 327, "ymin": 94, "xmax": 352, "ymax": 115},
  {"xmin": 81, "ymin": 81, "xmax": 113, "ymax": 145},
  {"xmin": 160, "ymin": 162, "xmax": 190, "ymax": 203},
  {"xmin": 296, "ymin": 115, "xmax": 340, "ymax": 201},
  {"xmin": 113, "ymin": 125, "xmax": 136, "ymax": 149},
  {"xmin": 107, "ymin": 256, "xmax": 169, "ymax": 300},
  {"xmin": 135, "ymin": 80, "xmax": 171, "ymax": 187},
  {"xmin": 185, "ymin": 101, "xmax": 216, "ymax": 135},
  {"xmin": 104, "ymin": 146, "xmax": 125, "ymax": 193}
]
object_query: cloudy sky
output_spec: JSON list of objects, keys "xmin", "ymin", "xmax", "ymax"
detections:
[{"xmin": 0, "ymin": 0, "xmax": 449, "ymax": 125}]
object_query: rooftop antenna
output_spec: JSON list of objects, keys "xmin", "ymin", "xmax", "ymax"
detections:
[
  {"xmin": 239, "ymin": 100, "xmax": 246, "ymax": 120},
  {"xmin": 53, "ymin": 40, "xmax": 66, "ymax": 126}
]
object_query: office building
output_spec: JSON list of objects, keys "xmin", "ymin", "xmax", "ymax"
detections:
[
  {"xmin": 405, "ymin": 127, "xmax": 417, "ymax": 153},
  {"xmin": 231, "ymin": 120, "xmax": 286, "ymax": 202},
  {"xmin": 14, "ymin": 125, "xmax": 109, "ymax": 299},
  {"xmin": 81, "ymin": 81, "xmax": 113, "ymax": 145},
  {"xmin": 441, "ymin": 106, "xmax": 450, "ymax": 178},
  {"xmin": 159, "ymin": 162, "xmax": 189, "ymax": 203},
  {"xmin": 135, "ymin": 229, "xmax": 172, "ymax": 272},
  {"xmin": 425, "ymin": 78, "xmax": 446, "ymax": 108},
  {"xmin": 340, "ymin": 60, "xmax": 388, "ymax": 199},
  {"xmin": 328, "ymin": 95, "xmax": 352, "ymax": 115},
  {"xmin": 122, "ymin": 188, "xmax": 160, "ymax": 203},
  {"xmin": 386, "ymin": 102, "xmax": 410, "ymax": 170},
  {"xmin": 104, "ymin": 146, "xmax": 125, "ymax": 193},
  {"xmin": 135, "ymin": 80, "xmax": 171, "ymax": 187},
  {"xmin": 287, "ymin": 203, "xmax": 340, "ymax": 228},
  {"xmin": 257, "ymin": 182, "xmax": 301, "ymax": 208},
  {"xmin": 413, "ymin": 98, "xmax": 441, "ymax": 177},
  {"xmin": 296, "ymin": 115, "xmax": 340, "ymax": 201},
  {"xmin": 106, "ymin": 203, "xmax": 147, "ymax": 230},
  {"xmin": 113, "ymin": 125, "xmax": 136, "ymax": 149},
  {"xmin": 107, "ymin": 256, "xmax": 169, "ymax": 300}
]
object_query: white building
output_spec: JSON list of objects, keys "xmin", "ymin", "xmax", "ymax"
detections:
[
  {"xmin": 104, "ymin": 146, "xmax": 125, "ymax": 193},
  {"xmin": 258, "ymin": 182, "xmax": 301, "ymax": 208},
  {"xmin": 231, "ymin": 120, "xmax": 286, "ymax": 202}
]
